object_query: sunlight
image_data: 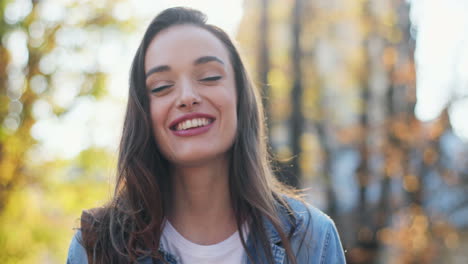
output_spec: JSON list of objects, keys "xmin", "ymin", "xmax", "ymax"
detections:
[
  {"xmin": 22, "ymin": 0, "xmax": 468, "ymax": 162},
  {"xmin": 412, "ymin": 0, "xmax": 468, "ymax": 139}
]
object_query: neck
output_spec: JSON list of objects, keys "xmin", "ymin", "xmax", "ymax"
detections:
[{"xmin": 167, "ymin": 155, "xmax": 237, "ymax": 244}]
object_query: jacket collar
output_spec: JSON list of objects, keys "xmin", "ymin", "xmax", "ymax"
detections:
[
  {"xmin": 263, "ymin": 198, "xmax": 305, "ymax": 245},
  {"xmin": 154, "ymin": 198, "xmax": 305, "ymax": 264}
]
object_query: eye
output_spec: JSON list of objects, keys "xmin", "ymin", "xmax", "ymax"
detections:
[
  {"xmin": 151, "ymin": 84, "xmax": 173, "ymax": 93},
  {"xmin": 200, "ymin": 76, "xmax": 222, "ymax": 82}
]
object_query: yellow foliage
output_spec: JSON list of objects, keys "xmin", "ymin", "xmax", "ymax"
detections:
[
  {"xmin": 0, "ymin": 157, "xmax": 17, "ymax": 185},
  {"xmin": 403, "ymin": 174, "xmax": 420, "ymax": 192},
  {"xmin": 268, "ymin": 68, "xmax": 290, "ymax": 97}
]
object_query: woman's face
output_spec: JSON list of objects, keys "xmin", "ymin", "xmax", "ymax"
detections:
[{"xmin": 144, "ymin": 25, "xmax": 238, "ymax": 167}]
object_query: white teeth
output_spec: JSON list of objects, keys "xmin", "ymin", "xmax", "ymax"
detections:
[{"xmin": 175, "ymin": 118, "xmax": 211, "ymax": 131}]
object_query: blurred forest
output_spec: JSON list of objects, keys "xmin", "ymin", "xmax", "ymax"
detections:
[{"xmin": 1, "ymin": 0, "xmax": 467, "ymax": 263}]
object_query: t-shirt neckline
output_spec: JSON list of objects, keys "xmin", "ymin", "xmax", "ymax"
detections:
[{"xmin": 162, "ymin": 220, "xmax": 249, "ymax": 257}]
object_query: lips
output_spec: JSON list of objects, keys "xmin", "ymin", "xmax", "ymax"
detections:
[{"xmin": 169, "ymin": 113, "xmax": 216, "ymax": 132}]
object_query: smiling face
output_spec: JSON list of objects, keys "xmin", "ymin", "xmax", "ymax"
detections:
[{"xmin": 144, "ymin": 25, "xmax": 238, "ymax": 167}]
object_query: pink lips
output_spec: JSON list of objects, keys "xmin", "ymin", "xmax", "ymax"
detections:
[{"xmin": 169, "ymin": 112, "xmax": 216, "ymax": 137}]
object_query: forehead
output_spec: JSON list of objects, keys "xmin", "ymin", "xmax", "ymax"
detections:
[{"xmin": 144, "ymin": 24, "xmax": 231, "ymax": 70}]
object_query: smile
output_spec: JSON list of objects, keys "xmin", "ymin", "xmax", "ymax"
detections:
[
  {"xmin": 174, "ymin": 117, "xmax": 213, "ymax": 131},
  {"xmin": 169, "ymin": 113, "xmax": 216, "ymax": 137}
]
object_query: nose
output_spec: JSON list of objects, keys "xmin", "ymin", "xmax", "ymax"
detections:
[{"xmin": 176, "ymin": 79, "xmax": 201, "ymax": 110}]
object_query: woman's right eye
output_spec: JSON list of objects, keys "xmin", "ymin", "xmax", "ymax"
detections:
[{"xmin": 151, "ymin": 84, "xmax": 173, "ymax": 94}]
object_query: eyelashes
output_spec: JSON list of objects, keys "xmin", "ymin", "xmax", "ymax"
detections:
[
  {"xmin": 151, "ymin": 84, "xmax": 173, "ymax": 93},
  {"xmin": 200, "ymin": 76, "xmax": 222, "ymax": 82},
  {"xmin": 150, "ymin": 76, "xmax": 222, "ymax": 94}
]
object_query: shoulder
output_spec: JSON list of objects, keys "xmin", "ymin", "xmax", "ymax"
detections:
[
  {"xmin": 67, "ymin": 230, "xmax": 89, "ymax": 264},
  {"xmin": 283, "ymin": 196, "xmax": 334, "ymax": 234},
  {"xmin": 282, "ymin": 196, "xmax": 346, "ymax": 263},
  {"xmin": 66, "ymin": 208, "xmax": 107, "ymax": 264}
]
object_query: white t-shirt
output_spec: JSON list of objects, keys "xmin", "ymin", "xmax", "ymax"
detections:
[{"xmin": 160, "ymin": 220, "xmax": 249, "ymax": 264}]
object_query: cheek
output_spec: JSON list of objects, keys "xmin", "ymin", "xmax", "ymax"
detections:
[
  {"xmin": 213, "ymin": 88, "xmax": 237, "ymax": 114},
  {"xmin": 217, "ymin": 91, "xmax": 238, "ymax": 138},
  {"xmin": 149, "ymin": 100, "xmax": 169, "ymax": 142}
]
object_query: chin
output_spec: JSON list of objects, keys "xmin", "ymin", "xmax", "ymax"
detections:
[{"xmin": 169, "ymin": 150, "xmax": 230, "ymax": 168}]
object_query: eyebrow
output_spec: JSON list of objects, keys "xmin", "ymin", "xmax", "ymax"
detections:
[
  {"xmin": 145, "ymin": 56, "xmax": 225, "ymax": 79},
  {"xmin": 194, "ymin": 56, "xmax": 224, "ymax": 66},
  {"xmin": 145, "ymin": 65, "xmax": 171, "ymax": 78}
]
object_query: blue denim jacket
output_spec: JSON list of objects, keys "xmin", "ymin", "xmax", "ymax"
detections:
[{"xmin": 67, "ymin": 197, "xmax": 346, "ymax": 264}]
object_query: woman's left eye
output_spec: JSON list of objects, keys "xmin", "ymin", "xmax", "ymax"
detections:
[{"xmin": 200, "ymin": 76, "xmax": 222, "ymax": 82}]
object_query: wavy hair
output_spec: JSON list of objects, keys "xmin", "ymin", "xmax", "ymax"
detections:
[{"xmin": 80, "ymin": 7, "xmax": 301, "ymax": 264}]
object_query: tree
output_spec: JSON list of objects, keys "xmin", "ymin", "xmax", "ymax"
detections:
[
  {"xmin": 238, "ymin": 0, "xmax": 468, "ymax": 263},
  {"xmin": 0, "ymin": 1, "xmax": 132, "ymax": 262}
]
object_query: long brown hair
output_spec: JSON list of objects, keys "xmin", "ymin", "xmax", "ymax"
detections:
[{"xmin": 80, "ymin": 7, "xmax": 301, "ymax": 264}]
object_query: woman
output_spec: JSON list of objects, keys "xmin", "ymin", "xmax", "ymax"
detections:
[{"xmin": 67, "ymin": 7, "xmax": 346, "ymax": 264}]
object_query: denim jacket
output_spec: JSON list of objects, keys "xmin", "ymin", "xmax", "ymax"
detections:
[{"xmin": 67, "ymin": 197, "xmax": 346, "ymax": 264}]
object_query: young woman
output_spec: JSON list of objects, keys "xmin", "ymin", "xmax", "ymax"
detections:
[{"xmin": 67, "ymin": 7, "xmax": 346, "ymax": 264}]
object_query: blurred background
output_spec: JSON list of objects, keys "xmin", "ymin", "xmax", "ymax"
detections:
[{"xmin": 1, "ymin": 0, "xmax": 467, "ymax": 263}]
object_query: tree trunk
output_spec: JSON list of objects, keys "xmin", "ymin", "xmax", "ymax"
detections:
[{"xmin": 287, "ymin": 0, "xmax": 303, "ymax": 188}]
